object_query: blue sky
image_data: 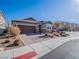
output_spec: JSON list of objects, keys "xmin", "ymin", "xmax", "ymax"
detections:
[{"xmin": 0, "ymin": 0, "xmax": 79, "ymax": 23}]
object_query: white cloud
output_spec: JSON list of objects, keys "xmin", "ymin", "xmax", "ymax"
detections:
[{"xmin": 72, "ymin": 0, "xmax": 79, "ymax": 12}]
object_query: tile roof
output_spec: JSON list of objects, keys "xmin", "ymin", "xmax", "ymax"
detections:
[{"xmin": 12, "ymin": 17, "xmax": 38, "ymax": 24}]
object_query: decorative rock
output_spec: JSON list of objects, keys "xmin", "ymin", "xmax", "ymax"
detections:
[{"xmin": 13, "ymin": 40, "xmax": 20, "ymax": 46}]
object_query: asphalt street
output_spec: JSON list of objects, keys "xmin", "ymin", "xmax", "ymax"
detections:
[{"xmin": 40, "ymin": 39, "xmax": 79, "ymax": 59}]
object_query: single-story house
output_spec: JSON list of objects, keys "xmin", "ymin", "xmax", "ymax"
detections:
[{"xmin": 12, "ymin": 17, "xmax": 39, "ymax": 34}]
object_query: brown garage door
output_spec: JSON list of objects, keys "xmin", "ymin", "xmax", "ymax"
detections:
[{"xmin": 18, "ymin": 25, "xmax": 36, "ymax": 34}]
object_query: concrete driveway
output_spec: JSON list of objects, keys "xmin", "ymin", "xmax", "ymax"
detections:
[{"xmin": 40, "ymin": 39, "xmax": 79, "ymax": 59}]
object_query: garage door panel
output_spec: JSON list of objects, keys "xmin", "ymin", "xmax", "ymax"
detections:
[{"xmin": 18, "ymin": 25, "xmax": 36, "ymax": 34}]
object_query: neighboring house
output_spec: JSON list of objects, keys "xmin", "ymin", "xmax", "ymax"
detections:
[
  {"xmin": 0, "ymin": 11, "xmax": 6, "ymax": 34},
  {"xmin": 53, "ymin": 21, "xmax": 65, "ymax": 31},
  {"xmin": 12, "ymin": 17, "xmax": 39, "ymax": 34},
  {"xmin": 56, "ymin": 21, "xmax": 79, "ymax": 31},
  {"xmin": 39, "ymin": 21, "xmax": 52, "ymax": 33},
  {"xmin": 0, "ymin": 11, "xmax": 6, "ymax": 29},
  {"xmin": 75, "ymin": 24, "xmax": 79, "ymax": 31}
]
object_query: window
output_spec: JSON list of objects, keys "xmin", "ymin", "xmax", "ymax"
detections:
[{"xmin": 47, "ymin": 27, "xmax": 51, "ymax": 29}]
